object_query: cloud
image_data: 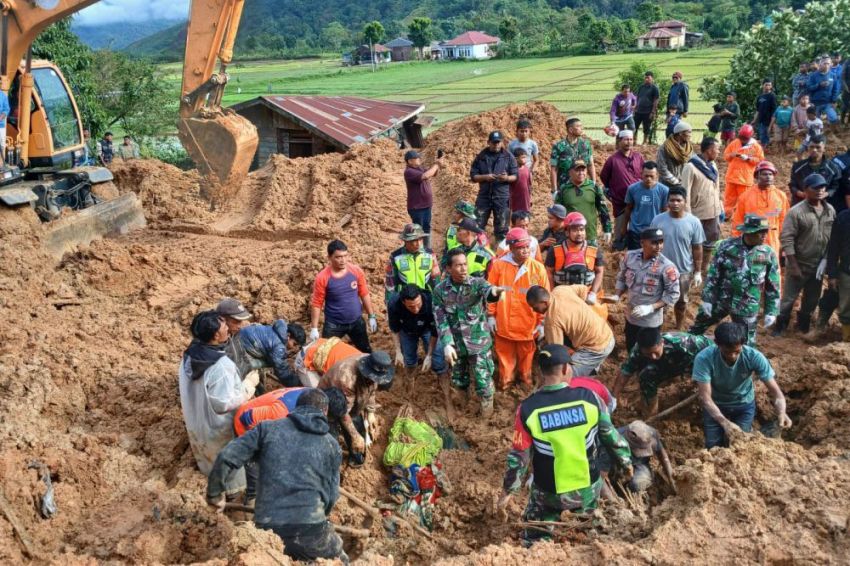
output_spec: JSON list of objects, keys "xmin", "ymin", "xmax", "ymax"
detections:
[{"xmin": 76, "ymin": 0, "xmax": 189, "ymax": 25}]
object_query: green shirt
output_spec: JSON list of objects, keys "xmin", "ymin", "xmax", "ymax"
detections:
[
  {"xmin": 692, "ymin": 345, "xmax": 775, "ymax": 405},
  {"xmin": 555, "ymin": 179, "xmax": 612, "ymax": 242}
]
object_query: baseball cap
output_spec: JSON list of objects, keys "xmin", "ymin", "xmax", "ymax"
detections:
[
  {"xmin": 623, "ymin": 421, "xmax": 656, "ymax": 458},
  {"xmin": 216, "ymin": 297, "xmax": 251, "ymax": 320},
  {"xmin": 570, "ymin": 159, "xmax": 588, "ymax": 170},
  {"xmin": 804, "ymin": 173, "xmax": 828, "ymax": 189},
  {"xmin": 404, "ymin": 150, "xmax": 420, "ymax": 161},
  {"xmin": 456, "ymin": 217, "xmax": 483, "ymax": 234},
  {"xmin": 547, "ymin": 204, "xmax": 567, "ymax": 219},
  {"xmin": 640, "ymin": 228, "xmax": 664, "ymax": 241},
  {"xmin": 488, "ymin": 131, "xmax": 503, "ymax": 143},
  {"xmin": 538, "ymin": 344, "xmax": 571, "ymax": 370}
]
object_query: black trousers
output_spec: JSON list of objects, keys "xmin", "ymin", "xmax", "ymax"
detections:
[
  {"xmin": 625, "ymin": 321, "xmax": 660, "ymax": 354},
  {"xmin": 322, "ymin": 317, "xmax": 371, "ymax": 353}
]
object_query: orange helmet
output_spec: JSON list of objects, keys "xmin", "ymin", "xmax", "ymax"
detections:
[
  {"xmin": 754, "ymin": 160, "xmax": 777, "ymax": 174},
  {"xmin": 564, "ymin": 212, "xmax": 587, "ymax": 226}
]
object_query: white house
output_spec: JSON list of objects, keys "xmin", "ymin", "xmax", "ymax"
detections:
[
  {"xmin": 637, "ymin": 20, "xmax": 687, "ymax": 49},
  {"xmin": 440, "ymin": 31, "xmax": 500, "ymax": 60}
]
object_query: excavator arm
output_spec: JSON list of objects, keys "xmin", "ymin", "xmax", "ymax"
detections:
[{"xmin": 0, "ymin": 0, "xmax": 258, "ymax": 207}]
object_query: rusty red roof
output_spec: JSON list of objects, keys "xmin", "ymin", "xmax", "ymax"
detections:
[
  {"xmin": 231, "ymin": 96, "xmax": 424, "ymax": 150},
  {"xmin": 444, "ymin": 31, "xmax": 500, "ymax": 46},
  {"xmin": 650, "ymin": 20, "xmax": 687, "ymax": 29},
  {"xmin": 639, "ymin": 28, "xmax": 681, "ymax": 39}
]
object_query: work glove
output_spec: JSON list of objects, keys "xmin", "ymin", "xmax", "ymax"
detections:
[
  {"xmin": 368, "ymin": 316, "xmax": 377, "ymax": 333},
  {"xmin": 608, "ymin": 294, "xmax": 620, "ymax": 303},
  {"xmin": 421, "ymin": 355, "xmax": 432, "ymax": 373},
  {"xmin": 586, "ymin": 291, "xmax": 597, "ymax": 305},
  {"xmin": 394, "ymin": 348, "xmax": 405, "ymax": 368},
  {"xmin": 631, "ymin": 304, "xmax": 655, "ymax": 318},
  {"xmin": 444, "ymin": 344, "xmax": 458, "ymax": 367},
  {"xmin": 602, "ymin": 232, "xmax": 612, "ymax": 246},
  {"xmin": 309, "ymin": 327, "xmax": 320, "ymax": 342},
  {"xmin": 242, "ymin": 370, "xmax": 260, "ymax": 398},
  {"xmin": 816, "ymin": 258, "xmax": 827, "ymax": 280},
  {"xmin": 700, "ymin": 301, "xmax": 713, "ymax": 317},
  {"xmin": 693, "ymin": 272, "xmax": 703, "ymax": 287},
  {"xmin": 487, "ymin": 316, "xmax": 497, "ymax": 333},
  {"xmin": 534, "ymin": 324, "xmax": 545, "ymax": 339},
  {"xmin": 764, "ymin": 314, "xmax": 777, "ymax": 328}
]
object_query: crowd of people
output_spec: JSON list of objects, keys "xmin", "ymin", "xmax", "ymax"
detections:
[{"xmin": 174, "ymin": 63, "xmax": 850, "ymax": 560}]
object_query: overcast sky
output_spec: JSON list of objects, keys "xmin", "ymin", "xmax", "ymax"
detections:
[{"xmin": 76, "ymin": 0, "xmax": 190, "ymax": 25}]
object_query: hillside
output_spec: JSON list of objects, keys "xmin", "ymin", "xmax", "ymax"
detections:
[
  {"xmin": 72, "ymin": 19, "xmax": 183, "ymax": 50},
  {"xmin": 124, "ymin": 21, "xmax": 188, "ymax": 61}
]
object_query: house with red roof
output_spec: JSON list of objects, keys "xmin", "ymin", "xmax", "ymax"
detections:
[
  {"xmin": 439, "ymin": 31, "xmax": 500, "ymax": 60},
  {"xmin": 637, "ymin": 20, "xmax": 687, "ymax": 49}
]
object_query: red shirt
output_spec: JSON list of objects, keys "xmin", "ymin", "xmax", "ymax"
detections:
[
  {"xmin": 509, "ymin": 165, "xmax": 532, "ymax": 212},
  {"xmin": 599, "ymin": 151, "xmax": 645, "ymax": 216},
  {"xmin": 404, "ymin": 166, "xmax": 433, "ymax": 210}
]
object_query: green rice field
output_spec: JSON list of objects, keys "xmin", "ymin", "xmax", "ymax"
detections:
[{"xmin": 161, "ymin": 48, "xmax": 735, "ymax": 137}]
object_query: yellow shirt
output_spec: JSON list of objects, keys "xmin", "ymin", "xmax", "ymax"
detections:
[{"xmin": 544, "ymin": 285, "xmax": 613, "ymax": 352}]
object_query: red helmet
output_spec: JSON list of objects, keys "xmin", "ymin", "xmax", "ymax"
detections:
[
  {"xmin": 754, "ymin": 160, "xmax": 777, "ymax": 174},
  {"xmin": 739, "ymin": 124, "xmax": 754, "ymax": 138},
  {"xmin": 564, "ymin": 212, "xmax": 587, "ymax": 226},
  {"xmin": 504, "ymin": 227, "xmax": 530, "ymax": 247}
]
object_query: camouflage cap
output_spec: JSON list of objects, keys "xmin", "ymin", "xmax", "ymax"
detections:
[
  {"xmin": 737, "ymin": 213, "xmax": 769, "ymax": 234},
  {"xmin": 400, "ymin": 223, "xmax": 426, "ymax": 241},
  {"xmin": 454, "ymin": 200, "xmax": 477, "ymax": 218}
]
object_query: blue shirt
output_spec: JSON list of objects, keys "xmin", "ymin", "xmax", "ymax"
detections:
[
  {"xmin": 0, "ymin": 91, "xmax": 9, "ymax": 128},
  {"xmin": 692, "ymin": 345, "xmax": 775, "ymax": 406},
  {"xmin": 807, "ymin": 71, "xmax": 839, "ymax": 104},
  {"xmin": 625, "ymin": 181, "xmax": 669, "ymax": 234},
  {"xmin": 773, "ymin": 106, "xmax": 793, "ymax": 128}
]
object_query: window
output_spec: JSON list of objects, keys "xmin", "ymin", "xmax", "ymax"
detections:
[{"xmin": 32, "ymin": 68, "xmax": 81, "ymax": 150}]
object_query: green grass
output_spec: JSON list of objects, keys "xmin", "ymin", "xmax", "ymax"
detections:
[{"xmin": 163, "ymin": 48, "xmax": 735, "ymax": 139}]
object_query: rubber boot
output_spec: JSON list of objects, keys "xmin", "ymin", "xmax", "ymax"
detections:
[
  {"xmin": 480, "ymin": 396, "xmax": 494, "ymax": 418},
  {"xmin": 796, "ymin": 314, "xmax": 811, "ymax": 334},
  {"xmin": 771, "ymin": 316, "xmax": 789, "ymax": 337},
  {"xmin": 843, "ymin": 324, "xmax": 850, "ymax": 342}
]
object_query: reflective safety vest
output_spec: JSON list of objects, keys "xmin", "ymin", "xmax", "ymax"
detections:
[
  {"xmin": 394, "ymin": 251, "xmax": 435, "ymax": 291},
  {"xmin": 466, "ymin": 246, "xmax": 493, "ymax": 277},
  {"xmin": 445, "ymin": 226, "xmax": 460, "ymax": 251},
  {"xmin": 552, "ymin": 241, "xmax": 598, "ymax": 286},
  {"xmin": 521, "ymin": 387, "xmax": 601, "ymax": 494}
]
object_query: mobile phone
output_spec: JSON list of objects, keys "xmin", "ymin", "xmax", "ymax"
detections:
[{"xmin": 437, "ymin": 149, "xmax": 444, "ymax": 158}]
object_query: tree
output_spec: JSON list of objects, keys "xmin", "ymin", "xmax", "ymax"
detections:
[
  {"xmin": 704, "ymin": 0, "xmax": 751, "ymax": 39},
  {"xmin": 320, "ymin": 22, "xmax": 348, "ymax": 52},
  {"xmin": 362, "ymin": 21, "xmax": 385, "ymax": 46},
  {"xmin": 499, "ymin": 16, "xmax": 519, "ymax": 42},
  {"xmin": 408, "ymin": 17, "xmax": 434, "ymax": 60},
  {"xmin": 700, "ymin": 0, "xmax": 850, "ymax": 118},
  {"xmin": 586, "ymin": 19, "xmax": 612, "ymax": 51},
  {"xmin": 636, "ymin": 2, "xmax": 663, "ymax": 25}
]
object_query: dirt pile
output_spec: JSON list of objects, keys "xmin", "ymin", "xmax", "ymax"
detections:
[{"xmin": 2, "ymin": 102, "xmax": 850, "ymax": 564}]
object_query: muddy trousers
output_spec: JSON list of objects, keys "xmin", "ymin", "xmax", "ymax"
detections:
[
  {"xmin": 262, "ymin": 522, "xmax": 349, "ymax": 565},
  {"xmin": 778, "ymin": 272, "xmax": 823, "ymax": 330},
  {"xmin": 702, "ymin": 400, "xmax": 755, "ymax": 448},
  {"xmin": 690, "ymin": 310, "xmax": 758, "ymax": 345},
  {"xmin": 521, "ymin": 481, "xmax": 602, "ymax": 546},
  {"xmin": 494, "ymin": 335, "xmax": 535, "ymax": 389},
  {"xmin": 451, "ymin": 349, "xmax": 495, "ymax": 399},
  {"xmin": 475, "ymin": 199, "xmax": 510, "ymax": 241}
]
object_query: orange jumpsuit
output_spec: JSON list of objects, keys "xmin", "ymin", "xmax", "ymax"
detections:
[
  {"xmin": 723, "ymin": 139, "xmax": 764, "ymax": 218},
  {"xmin": 731, "ymin": 184, "xmax": 789, "ymax": 257},
  {"xmin": 487, "ymin": 255, "xmax": 549, "ymax": 388}
]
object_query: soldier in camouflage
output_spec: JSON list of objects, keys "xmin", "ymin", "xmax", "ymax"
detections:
[
  {"xmin": 689, "ymin": 214, "xmax": 780, "ymax": 344},
  {"xmin": 433, "ymin": 248, "xmax": 507, "ymax": 416},
  {"xmin": 613, "ymin": 326, "xmax": 714, "ymax": 416},
  {"xmin": 496, "ymin": 345, "xmax": 631, "ymax": 547}
]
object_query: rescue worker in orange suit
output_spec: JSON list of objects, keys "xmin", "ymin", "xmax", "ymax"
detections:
[
  {"xmin": 544, "ymin": 212, "xmax": 608, "ymax": 320},
  {"xmin": 731, "ymin": 160, "xmax": 789, "ymax": 259},
  {"xmin": 487, "ymin": 227, "xmax": 550, "ymax": 389},
  {"xmin": 723, "ymin": 124, "xmax": 764, "ymax": 219}
]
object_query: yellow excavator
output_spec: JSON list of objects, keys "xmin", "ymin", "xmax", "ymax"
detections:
[{"xmin": 0, "ymin": 0, "xmax": 258, "ymax": 256}]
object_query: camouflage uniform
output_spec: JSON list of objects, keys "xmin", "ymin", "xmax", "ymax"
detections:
[
  {"xmin": 621, "ymin": 332, "xmax": 714, "ymax": 400},
  {"xmin": 432, "ymin": 276, "xmax": 497, "ymax": 399},
  {"xmin": 550, "ymin": 137, "xmax": 594, "ymax": 189},
  {"xmin": 690, "ymin": 236, "xmax": 780, "ymax": 344}
]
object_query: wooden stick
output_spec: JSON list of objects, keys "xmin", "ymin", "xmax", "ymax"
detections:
[
  {"xmin": 223, "ymin": 503, "xmax": 369, "ymax": 538},
  {"xmin": 339, "ymin": 487, "xmax": 383, "ymax": 521},
  {"xmin": 647, "ymin": 393, "xmax": 699, "ymax": 423},
  {"xmin": 0, "ymin": 487, "xmax": 34, "ymax": 559}
]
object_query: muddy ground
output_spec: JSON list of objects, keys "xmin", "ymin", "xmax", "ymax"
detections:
[{"xmin": 0, "ymin": 102, "xmax": 849, "ymax": 564}]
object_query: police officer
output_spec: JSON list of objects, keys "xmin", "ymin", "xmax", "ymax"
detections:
[
  {"xmin": 608, "ymin": 227, "xmax": 681, "ymax": 352},
  {"xmin": 613, "ymin": 327, "xmax": 713, "ymax": 417},
  {"xmin": 439, "ymin": 218, "xmax": 494, "ymax": 279},
  {"xmin": 690, "ymin": 214, "xmax": 780, "ymax": 345},
  {"xmin": 384, "ymin": 223, "xmax": 440, "ymax": 304},
  {"xmin": 444, "ymin": 200, "xmax": 479, "ymax": 253},
  {"xmin": 496, "ymin": 344, "xmax": 632, "ymax": 546}
]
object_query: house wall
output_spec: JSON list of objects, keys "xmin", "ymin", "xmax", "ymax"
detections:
[
  {"xmin": 235, "ymin": 105, "xmax": 339, "ymax": 168},
  {"xmin": 391, "ymin": 46, "xmax": 412, "ymax": 61}
]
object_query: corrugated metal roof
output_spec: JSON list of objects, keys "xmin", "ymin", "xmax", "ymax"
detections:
[
  {"xmin": 650, "ymin": 19, "xmax": 687, "ymax": 28},
  {"xmin": 232, "ymin": 96, "xmax": 425, "ymax": 150},
  {"xmin": 444, "ymin": 31, "xmax": 500, "ymax": 46},
  {"xmin": 638, "ymin": 28, "xmax": 680, "ymax": 39},
  {"xmin": 385, "ymin": 37, "xmax": 414, "ymax": 48}
]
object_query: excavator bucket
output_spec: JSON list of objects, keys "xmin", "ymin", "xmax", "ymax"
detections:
[
  {"xmin": 43, "ymin": 193, "xmax": 146, "ymax": 259},
  {"xmin": 178, "ymin": 111, "xmax": 259, "ymax": 207}
]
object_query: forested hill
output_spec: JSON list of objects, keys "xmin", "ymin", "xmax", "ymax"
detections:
[{"xmin": 119, "ymin": 0, "xmax": 803, "ymax": 61}]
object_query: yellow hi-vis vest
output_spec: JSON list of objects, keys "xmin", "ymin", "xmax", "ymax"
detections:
[{"xmin": 393, "ymin": 252, "xmax": 435, "ymax": 291}]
